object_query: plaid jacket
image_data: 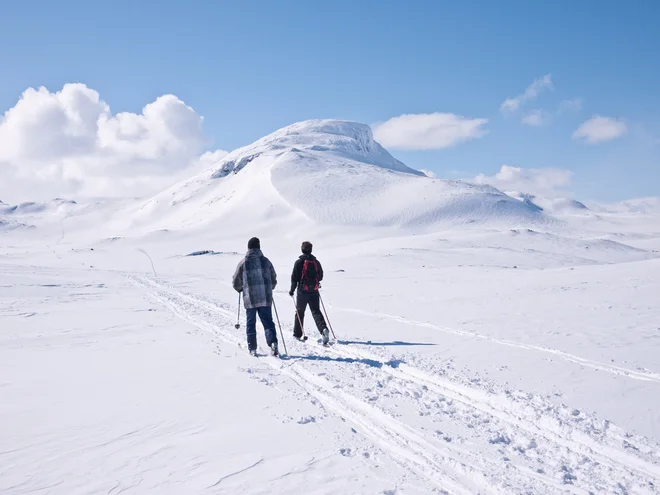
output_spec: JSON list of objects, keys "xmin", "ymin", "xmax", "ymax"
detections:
[{"xmin": 232, "ymin": 249, "xmax": 277, "ymax": 309}]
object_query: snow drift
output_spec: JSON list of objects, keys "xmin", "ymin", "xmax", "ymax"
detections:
[{"xmin": 131, "ymin": 120, "xmax": 545, "ymax": 232}]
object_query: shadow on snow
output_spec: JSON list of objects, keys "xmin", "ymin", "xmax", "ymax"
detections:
[
  {"xmin": 282, "ymin": 354, "xmax": 404, "ymax": 369},
  {"xmin": 337, "ymin": 339, "xmax": 435, "ymax": 347}
]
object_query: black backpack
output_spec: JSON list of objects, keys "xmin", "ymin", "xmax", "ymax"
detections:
[{"xmin": 300, "ymin": 259, "xmax": 320, "ymax": 291}]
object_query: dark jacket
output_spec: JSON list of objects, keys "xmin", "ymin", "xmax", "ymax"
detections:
[
  {"xmin": 233, "ymin": 248, "xmax": 277, "ymax": 309},
  {"xmin": 290, "ymin": 254, "xmax": 324, "ymax": 293}
]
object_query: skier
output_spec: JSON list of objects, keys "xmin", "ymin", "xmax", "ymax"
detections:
[
  {"xmin": 289, "ymin": 241, "xmax": 330, "ymax": 345},
  {"xmin": 232, "ymin": 237, "xmax": 279, "ymax": 356}
]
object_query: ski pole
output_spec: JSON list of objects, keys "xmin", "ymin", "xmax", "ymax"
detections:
[
  {"xmin": 318, "ymin": 291, "xmax": 336, "ymax": 340},
  {"xmin": 235, "ymin": 293, "xmax": 241, "ymax": 329},
  {"xmin": 272, "ymin": 298, "xmax": 288, "ymax": 356},
  {"xmin": 291, "ymin": 295, "xmax": 307, "ymax": 340}
]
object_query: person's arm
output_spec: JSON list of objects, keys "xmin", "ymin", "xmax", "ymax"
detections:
[
  {"xmin": 269, "ymin": 259, "xmax": 277, "ymax": 289},
  {"xmin": 290, "ymin": 259, "xmax": 301, "ymax": 295},
  {"xmin": 317, "ymin": 259, "xmax": 324, "ymax": 283},
  {"xmin": 232, "ymin": 260, "xmax": 244, "ymax": 292}
]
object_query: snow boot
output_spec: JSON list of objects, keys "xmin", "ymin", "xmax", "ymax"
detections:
[
  {"xmin": 249, "ymin": 349, "xmax": 258, "ymax": 357},
  {"xmin": 270, "ymin": 342, "xmax": 279, "ymax": 357},
  {"xmin": 321, "ymin": 327, "xmax": 330, "ymax": 346}
]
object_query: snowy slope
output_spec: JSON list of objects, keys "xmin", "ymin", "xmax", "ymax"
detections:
[
  {"xmin": 3, "ymin": 227, "xmax": 660, "ymax": 494},
  {"xmin": 128, "ymin": 120, "xmax": 545, "ymax": 234}
]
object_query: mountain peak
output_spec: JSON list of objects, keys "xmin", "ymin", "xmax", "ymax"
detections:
[{"xmin": 209, "ymin": 119, "xmax": 424, "ymax": 179}]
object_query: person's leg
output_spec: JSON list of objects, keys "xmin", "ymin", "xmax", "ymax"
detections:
[
  {"xmin": 309, "ymin": 292, "xmax": 328, "ymax": 334},
  {"xmin": 245, "ymin": 308, "xmax": 257, "ymax": 351},
  {"xmin": 293, "ymin": 292, "xmax": 308, "ymax": 337},
  {"xmin": 257, "ymin": 305, "xmax": 277, "ymax": 346}
]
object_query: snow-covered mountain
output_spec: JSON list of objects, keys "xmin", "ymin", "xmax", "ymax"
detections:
[
  {"xmin": 0, "ymin": 219, "xmax": 33, "ymax": 231},
  {"xmin": 0, "ymin": 199, "xmax": 79, "ymax": 232},
  {"xmin": 0, "ymin": 198, "xmax": 77, "ymax": 216},
  {"xmin": 130, "ymin": 120, "xmax": 544, "ymax": 233},
  {"xmin": 592, "ymin": 196, "xmax": 660, "ymax": 214},
  {"xmin": 505, "ymin": 191, "xmax": 589, "ymax": 214}
]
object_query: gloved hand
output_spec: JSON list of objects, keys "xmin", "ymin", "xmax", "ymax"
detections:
[{"xmin": 289, "ymin": 289, "xmax": 294, "ymax": 297}]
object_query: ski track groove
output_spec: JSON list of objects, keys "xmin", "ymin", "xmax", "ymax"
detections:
[
  {"xmin": 128, "ymin": 274, "xmax": 660, "ymax": 494},
  {"xmin": 335, "ymin": 307, "xmax": 660, "ymax": 385},
  {"xmin": 322, "ymin": 341, "xmax": 660, "ymax": 482}
]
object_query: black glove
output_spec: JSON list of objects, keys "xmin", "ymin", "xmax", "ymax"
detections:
[{"xmin": 289, "ymin": 289, "xmax": 294, "ymax": 297}]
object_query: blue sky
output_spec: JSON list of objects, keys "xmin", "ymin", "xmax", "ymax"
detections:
[{"xmin": 0, "ymin": 0, "xmax": 658, "ymax": 202}]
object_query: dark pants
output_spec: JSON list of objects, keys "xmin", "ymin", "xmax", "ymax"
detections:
[
  {"xmin": 293, "ymin": 291, "xmax": 327, "ymax": 337},
  {"xmin": 246, "ymin": 305, "xmax": 277, "ymax": 351}
]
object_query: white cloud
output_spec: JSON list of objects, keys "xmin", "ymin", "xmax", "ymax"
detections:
[
  {"xmin": 475, "ymin": 164, "xmax": 573, "ymax": 197},
  {"xmin": 0, "ymin": 83, "xmax": 226, "ymax": 202},
  {"xmin": 521, "ymin": 110, "xmax": 549, "ymax": 126},
  {"xmin": 500, "ymin": 74, "xmax": 553, "ymax": 113},
  {"xmin": 197, "ymin": 149, "xmax": 230, "ymax": 168},
  {"xmin": 559, "ymin": 98, "xmax": 583, "ymax": 112},
  {"xmin": 420, "ymin": 169, "xmax": 436, "ymax": 178},
  {"xmin": 372, "ymin": 113, "xmax": 488, "ymax": 150},
  {"xmin": 573, "ymin": 116, "xmax": 627, "ymax": 144}
]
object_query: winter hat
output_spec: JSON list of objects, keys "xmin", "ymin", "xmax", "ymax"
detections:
[
  {"xmin": 248, "ymin": 237, "xmax": 260, "ymax": 249},
  {"xmin": 301, "ymin": 241, "xmax": 313, "ymax": 254}
]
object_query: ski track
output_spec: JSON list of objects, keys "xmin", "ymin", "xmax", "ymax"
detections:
[
  {"xmin": 128, "ymin": 276, "xmax": 485, "ymax": 494},
  {"xmin": 128, "ymin": 274, "xmax": 660, "ymax": 495},
  {"xmin": 334, "ymin": 307, "xmax": 660, "ymax": 385},
  {"xmin": 324, "ymin": 342, "xmax": 660, "ymax": 481}
]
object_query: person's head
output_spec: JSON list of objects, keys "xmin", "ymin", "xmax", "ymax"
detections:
[
  {"xmin": 248, "ymin": 237, "xmax": 260, "ymax": 250},
  {"xmin": 301, "ymin": 241, "xmax": 313, "ymax": 255}
]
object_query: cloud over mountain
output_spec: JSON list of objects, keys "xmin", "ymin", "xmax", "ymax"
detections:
[{"xmin": 0, "ymin": 83, "xmax": 226, "ymax": 202}]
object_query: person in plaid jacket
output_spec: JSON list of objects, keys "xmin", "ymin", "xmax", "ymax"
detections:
[{"xmin": 233, "ymin": 237, "xmax": 279, "ymax": 355}]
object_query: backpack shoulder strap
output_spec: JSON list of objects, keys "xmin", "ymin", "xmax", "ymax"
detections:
[{"xmin": 301, "ymin": 260, "xmax": 307, "ymax": 281}]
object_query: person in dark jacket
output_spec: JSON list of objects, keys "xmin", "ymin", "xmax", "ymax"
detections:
[
  {"xmin": 289, "ymin": 241, "xmax": 329, "ymax": 344},
  {"xmin": 233, "ymin": 237, "xmax": 279, "ymax": 356}
]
